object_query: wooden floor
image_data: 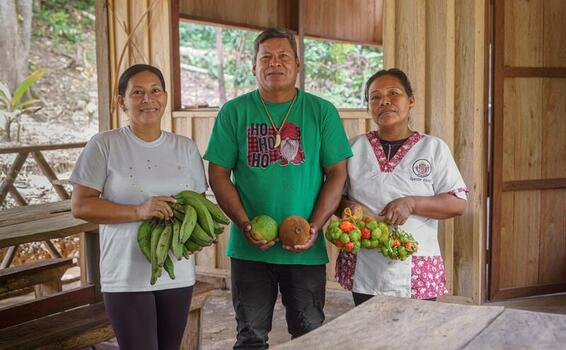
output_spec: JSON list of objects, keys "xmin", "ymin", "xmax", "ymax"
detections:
[{"xmin": 486, "ymin": 293, "xmax": 566, "ymax": 315}]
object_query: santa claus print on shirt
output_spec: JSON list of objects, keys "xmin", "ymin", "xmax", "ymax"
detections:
[{"xmin": 247, "ymin": 122, "xmax": 305, "ymax": 168}]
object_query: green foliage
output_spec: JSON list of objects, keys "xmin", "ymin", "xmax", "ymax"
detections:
[
  {"xmin": 179, "ymin": 22, "xmax": 257, "ymax": 102},
  {"xmin": 179, "ymin": 22, "xmax": 383, "ymax": 107},
  {"xmin": 304, "ymin": 40, "xmax": 383, "ymax": 107},
  {"xmin": 34, "ymin": 0, "xmax": 95, "ymax": 43},
  {"xmin": 0, "ymin": 69, "xmax": 47, "ymax": 141}
]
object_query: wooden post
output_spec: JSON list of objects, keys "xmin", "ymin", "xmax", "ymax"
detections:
[{"xmin": 80, "ymin": 231, "xmax": 101, "ymax": 300}]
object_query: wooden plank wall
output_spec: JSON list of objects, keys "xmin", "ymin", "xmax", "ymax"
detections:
[
  {"xmin": 179, "ymin": 0, "xmax": 295, "ymax": 30},
  {"xmin": 491, "ymin": 0, "xmax": 566, "ymax": 300},
  {"xmin": 172, "ymin": 109, "xmax": 373, "ymax": 281},
  {"xmin": 382, "ymin": 0, "xmax": 487, "ymax": 303},
  {"xmin": 303, "ymin": 0, "xmax": 382, "ymax": 45},
  {"xmin": 179, "ymin": 0, "xmax": 382, "ymax": 46},
  {"xmin": 103, "ymin": 0, "xmax": 173, "ymax": 132}
]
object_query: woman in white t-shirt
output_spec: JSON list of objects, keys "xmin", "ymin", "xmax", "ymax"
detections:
[
  {"xmin": 70, "ymin": 64, "xmax": 207, "ymax": 350},
  {"xmin": 336, "ymin": 68, "xmax": 468, "ymax": 305}
]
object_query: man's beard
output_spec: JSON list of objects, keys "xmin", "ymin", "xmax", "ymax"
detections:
[{"xmin": 280, "ymin": 139, "xmax": 299, "ymax": 162}]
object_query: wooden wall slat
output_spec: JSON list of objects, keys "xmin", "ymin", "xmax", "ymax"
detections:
[
  {"xmin": 544, "ymin": 0, "xmax": 566, "ymax": 67},
  {"xmin": 499, "ymin": 192, "xmax": 515, "ymax": 289},
  {"xmin": 504, "ymin": 0, "xmax": 543, "ymax": 67},
  {"xmin": 538, "ymin": 189, "xmax": 566, "ymax": 284},
  {"xmin": 394, "ymin": 0, "xmax": 426, "ymax": 132},
  {"xmin": 452, "ymin": 0, "xmax": 486, "ymax": 302},
  {"xmin": 512, "ymin": 191, "xmax": 541, "ymax": 287},
  {"xmin": 542, "ymin": 79, "xmax": 566, "ymax": 179},
  {"xmin": 426, "ymin": 0, "xmax": 456, "ymax": 294},
  {"xmin": 129, "ymin": 0, "xmax": 150, "ymax": 64},
  {"xmin": 114, "ymin": 0, "xmax": 129, "ymax": 127},
  {"xmin": 150, "ymin": 0, "xmax": 173, "ymax": 132}
]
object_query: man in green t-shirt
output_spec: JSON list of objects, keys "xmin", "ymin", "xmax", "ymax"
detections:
[{"xmin": 204, "ymin": 27, "xmax": 352, "ymax": 349}]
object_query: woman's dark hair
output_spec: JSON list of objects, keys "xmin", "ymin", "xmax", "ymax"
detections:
[
  {"xmin": 253, "ymin": 27, "xmax": 298, "ymax": 62},
  {"xmin": 364, "ymin": 68, "xmax": 414, "ymax": 106},
  {"xmin": 118, "ymin": 64, "xmax": 166, "ymax": 97}
]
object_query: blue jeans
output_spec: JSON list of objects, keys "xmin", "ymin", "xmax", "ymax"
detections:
[{"xmin": 231, "ymin": 258, "xmax": 326, "ymax": 349}]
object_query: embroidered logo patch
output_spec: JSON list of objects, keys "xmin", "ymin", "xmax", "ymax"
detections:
[
  {"xmin": 412, "ymin": 159, "xmax": 431, "ymax": 178},
  {"xmin": 247, "ymin": 122, "xmax": 305, "ymax": 168}
]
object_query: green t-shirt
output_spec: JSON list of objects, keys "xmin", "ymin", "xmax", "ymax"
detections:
[{"xmin": 204, "ymin": 89, "xmax": 352, "ymax": 265}]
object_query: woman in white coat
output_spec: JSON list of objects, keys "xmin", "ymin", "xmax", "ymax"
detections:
[{"xmin": 337, "ymin": 68, "xmax": 468, "ymax": 305}]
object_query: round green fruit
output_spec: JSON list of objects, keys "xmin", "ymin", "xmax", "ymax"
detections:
[{"xmin": 250, "ymin": 215, "xmax": 278, "ymax": 241}]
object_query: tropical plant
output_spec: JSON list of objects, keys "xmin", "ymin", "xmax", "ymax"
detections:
[{"xmin": 0, "ymin": 68, "xmax": 46, "ymax": 141}]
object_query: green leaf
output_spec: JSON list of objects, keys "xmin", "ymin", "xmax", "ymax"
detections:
[
  {"xmin": 14, "ymin": 98, "xmax": 41, "ymax": 111},
  {"xmin": 0, "ymin": 81, "xmax": 12, "ymax": 103},
  {"xmin": 12, "ymin": 68, "xmax": 47, "ymax": 106}
]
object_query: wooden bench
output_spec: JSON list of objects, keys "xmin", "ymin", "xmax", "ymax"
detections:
[
  {"xmin": 0, "ymin": 281, "xmax": 214, "ymax": 350},
  {"xmin": 0, "ymin": 258, "xmax": 74, "ymax": 298}
]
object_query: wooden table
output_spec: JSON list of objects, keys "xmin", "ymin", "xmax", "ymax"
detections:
[
  {"xmin": 0, "ymin": 200, "xmax": 100, "ymax": 290},
  {"xmin": 0, "ymin": 200, "xmax": 97, "ymax": 248},
  {"xmin": 273, "ymin": 295, "xmax": 566, "ymax": 349}
]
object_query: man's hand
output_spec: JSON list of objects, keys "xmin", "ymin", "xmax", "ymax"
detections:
[
  {"xmin": 240, "ymin": 221, "xmax": 278, "ymax": 251},
  {"xmin": 379, "ymin": 196, "xmax": 415, "ymax": 226},
  {"xmin": 282, "ymin": 222, "xmax": 319, "ymax": 253}
]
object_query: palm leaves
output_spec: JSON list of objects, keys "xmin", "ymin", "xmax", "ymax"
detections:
[{"xmin": 0, "ymin": 69, "xmax": 46, "ymax": 141}]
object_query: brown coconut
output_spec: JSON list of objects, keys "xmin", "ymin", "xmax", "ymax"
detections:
[{"xmin": 279, "ymin": 216, "xmax": 311, "ymax": 246}]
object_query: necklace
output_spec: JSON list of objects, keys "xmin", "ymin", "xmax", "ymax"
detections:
[{"xmin": 259, "ymin": 93, "xmax": 297, "ymax": 148}]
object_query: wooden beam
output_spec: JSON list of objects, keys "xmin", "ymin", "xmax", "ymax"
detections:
[
  {"xmin": 298, "ymin": 0, "xmax": 305, "ymax": 89},
  {"xmin": 491, "ymin": 282, "xmax": 566, "ymax": 301},
  {"xmin": 0, "ymin": 258, "xmax": 73, "ymax": 293},
  {"xmin": 0, "ymin": 142, "xmax": 86, "ymax": 154},
  {"xmin": 0, "ymin": 152, "xmax": 28, "ymax": 207},
  {"xmin": 502, "ymin": 178, "xmax": 566, "ymax": 192},
  {"xmin": 31, "ymin": 151, "xmax": 70, "ymax": 200},
  {"xmin": 503, "ymin": 66, "xmax": 566, "ymax": 78},
  {"xmin": 0, "ymin": 246, "xmax": 18, "ymax": 269},
  {"xmin": 95, "ymin": 0, "xmax": 111, "ymax": 132},
  {"xmin": 382, "ymin": 0, "xmax": 396, "ymax": 68},
  {"xmin": 7, "ymin": 186, "xmax": 27, "ymax": 206},
  {"xmin": 171, "ymin": 0, "xmax": 182, "ymax": 112},
  {"xmin": 0, "ymin": 285, "xmax": 96, "ymax": 329},
  {"xmin": 0, "ymin": 301, "xmax": 113, "ymax": 349}
]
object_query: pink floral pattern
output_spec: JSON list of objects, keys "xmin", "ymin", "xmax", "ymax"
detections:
[
  {"xmin": 335, "ymin": 251, "xmax": 356, "ymax": 291},
  {"xmin": 366, "ymin": 131, "xmax": 422, "ymax": 172},
  {"xmin": 410, "ymin": 255, "xmax": 447, "ymax": 299}
]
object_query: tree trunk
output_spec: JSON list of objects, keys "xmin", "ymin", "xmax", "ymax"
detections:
[
  {"xmin": 0, "ymin": 0, "xmax": 33, "ymax": 92},
  {"xmin": 233, "ymin": 34, "xmax": 246, "ymax": 98},
  {"xmin": 215, "ymin": 28, "xmax": 227, "ymax": 106}
]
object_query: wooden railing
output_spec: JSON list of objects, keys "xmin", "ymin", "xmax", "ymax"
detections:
[{"xmin": 0, "ymin": 142, "xmax": 86, "ymax": 268}]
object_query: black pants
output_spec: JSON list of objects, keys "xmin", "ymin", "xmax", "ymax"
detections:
[
  {"xmin": 231, "ymin": 258, "xmax": 326, "ymax": 350},
  {"xmin": 103, "ymin": 286, "xmax": 193, "ymax": 350},
  {"xmin": 352, "ymin": 291, "xmax": 437, "ymax": 306}
]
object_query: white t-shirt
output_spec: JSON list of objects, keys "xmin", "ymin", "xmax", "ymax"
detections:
[
  {"xmin": 346, "ymin": 132, "xmax": 468, "ymax": 298},
  {"xmin": 70, "ymin": 127, "xmax": 208, "ymax": 292}
]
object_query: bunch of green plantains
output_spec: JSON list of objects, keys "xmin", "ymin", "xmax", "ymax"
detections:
[{"xmin": 137, "ymin": 190, "xmax": 230, "ymax": 285}]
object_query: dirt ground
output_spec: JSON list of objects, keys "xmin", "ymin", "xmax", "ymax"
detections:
[{"xmin": 201, "ymin": 287, "xmax": 355, "ymax": 349}]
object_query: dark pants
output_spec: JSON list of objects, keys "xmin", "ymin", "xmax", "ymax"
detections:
[
  {"xmin": 352, "ymin": 291, "xmax": 437, "ymax": 306},
  {"xmin": 103, "ymin": 286, "xmax": 193, "ymax": 350},
  {"xmin": 231, "ymin": 258, "xmax": 326, "ymax": 350}
]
